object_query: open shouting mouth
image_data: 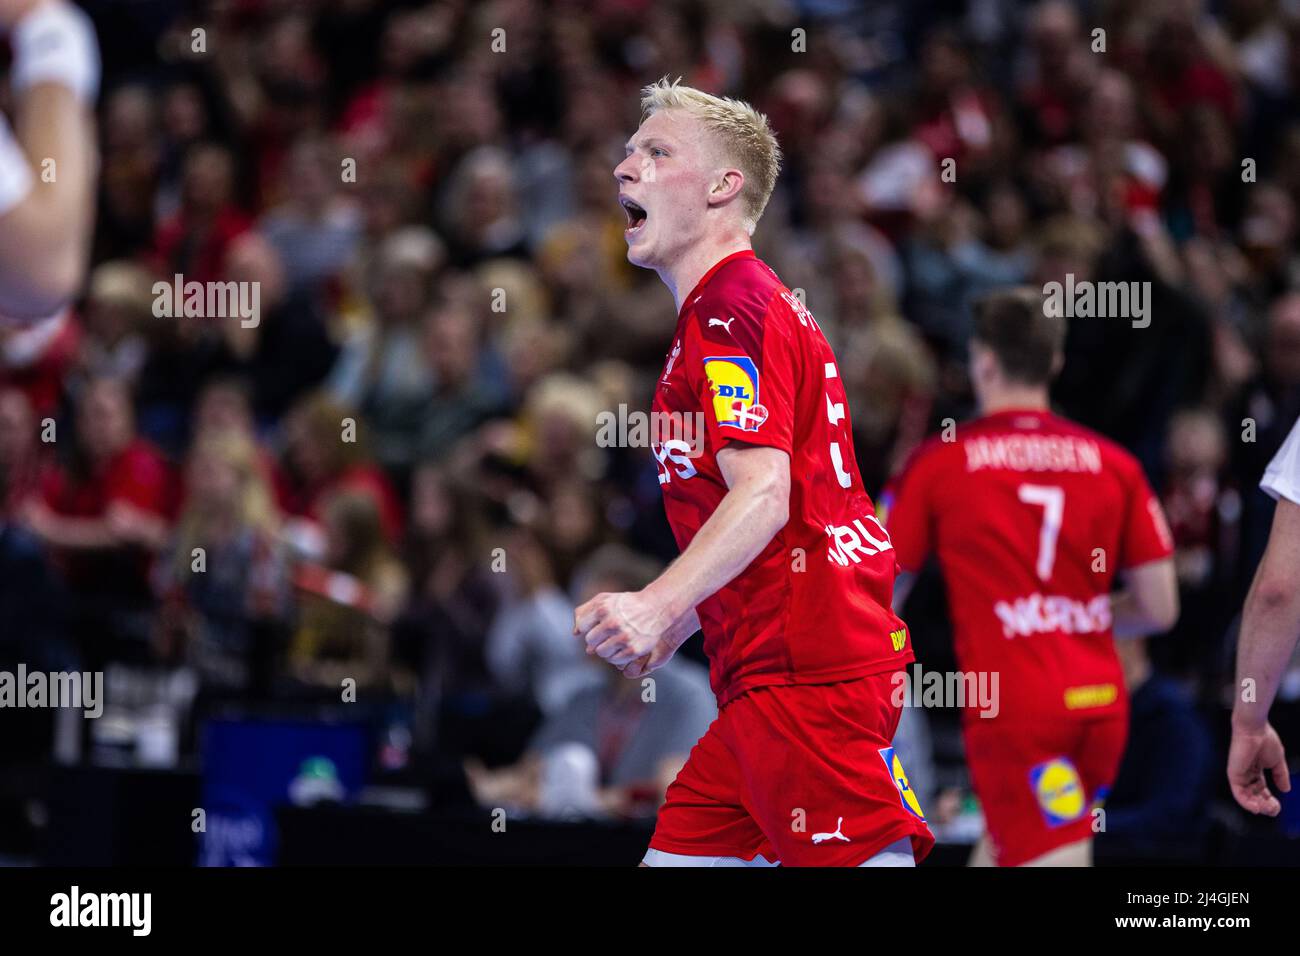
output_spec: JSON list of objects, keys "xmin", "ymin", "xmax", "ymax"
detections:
[{"xmin": 620, "ymin": 195, "xmax": 648, "ymax": 239}]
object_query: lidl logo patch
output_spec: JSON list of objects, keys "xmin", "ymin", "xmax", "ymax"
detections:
[
  {"xmin": 890, "ymin": 627, "xmax": 908, "ymax": 652},
  {"xmin": 704, "ymin": 355, "xmax": 766, "ymax": 432},
  {"xmin": 878, "ymin": 746, "xmax": 925, "ymax": 820},
  {"xmin": 1029, "ymin": 757, "xmax": 1085, "ymax": 826}
]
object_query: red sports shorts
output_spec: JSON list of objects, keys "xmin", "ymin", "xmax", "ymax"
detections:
[
  {"xmin": 963, "ymin": 708, "xmax": 1127, "ymax": 866},
  {"xmin": 648, "ymin": 670, "xmax": 935, "ymax": 866}
]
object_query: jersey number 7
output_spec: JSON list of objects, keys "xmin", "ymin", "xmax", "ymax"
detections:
[{"xmin": 1018, "ymin": 483, "xmax": 1064, "ymax": 582}]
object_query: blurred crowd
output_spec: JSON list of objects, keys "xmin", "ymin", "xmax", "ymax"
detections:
[{"xmin": 2, "ymin": 0, "xmax": 1300, "ymax": 839}]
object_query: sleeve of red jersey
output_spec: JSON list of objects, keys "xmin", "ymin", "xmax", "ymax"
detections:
[
  {"xmin": 1118, "ymin": 456, "xmax": 1175, "ymax": 570},
  {"xmin": 684, "ymin": 291, "xmax": 796, "ymax": 456},
  {"xmin": 879, "ymin": 443, "xmax": 938, "ymax": 573}
]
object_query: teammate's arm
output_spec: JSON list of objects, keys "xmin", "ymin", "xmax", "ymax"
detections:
[
  {"xmin": 1110, "ymin": 558, "xmax": 1179, "ymax": 638},
  {"xmin": 0, "ymin": 0, "xmax": 99, "ymax": 321},
  {"xmin": 1227, "ymin": 496, "xmax": 1300, "ymax": 816},
  {"xmin": 575, "ymin": 443, "xmax": 790, "ymax": 672}
]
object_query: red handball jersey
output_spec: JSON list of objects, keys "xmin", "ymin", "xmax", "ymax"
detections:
[
  {"xmin": 650, "ymin": 250, "xmax": 912, "ymax": 706},
  {"xmin": 881, "ymin": 409, "xmax": 1174, "ymax": 721}
]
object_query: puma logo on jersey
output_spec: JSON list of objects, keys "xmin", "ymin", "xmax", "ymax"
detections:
[
  {"xmin": 707, "ymin": 316, "xmax": 736, "ymax": 333},
  {"xmin": 811, "ymin": 817, "xmax": 850, "ymax": 844}
]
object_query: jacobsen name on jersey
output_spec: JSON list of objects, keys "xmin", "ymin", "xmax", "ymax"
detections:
[{"xmin": 651, "ymin": 250, "xmax": 913, "ymax": 707}]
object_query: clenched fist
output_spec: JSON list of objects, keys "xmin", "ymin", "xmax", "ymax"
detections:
[{"xmin": 574, "ymin": 590, "xmax": 695, "ymax": 677}]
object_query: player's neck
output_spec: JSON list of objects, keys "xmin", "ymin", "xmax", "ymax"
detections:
[
  {"xmin": 979, "ymin": 387, "xmax": 1051, "ymax": 416},
  {"xmin": 662, "ymin": 234, "xmax": 753, "ymax": 313}
]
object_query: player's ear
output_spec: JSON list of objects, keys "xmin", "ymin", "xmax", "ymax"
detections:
[
  {"xmin": 1050, "ymin": 350, "xmax": 1064, "ymax": 378},
  {"xmin": 708, "ymin": 168, "xmax": 745, "ymax": 208}
]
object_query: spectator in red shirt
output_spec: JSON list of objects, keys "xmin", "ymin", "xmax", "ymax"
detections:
[
  {"xmin": 1016, "ymin": 0, "xmax": 1096, "ymax": 147},
  {"xmin": 0, "ymin": 386, "xmax": 42, "ymax": 519},
  {"xmin": 151, "ymin": 143, "xmax": 252, "ymax": 287},
  {"xmin": 21, "ymin": 377, "xmax": 175, "ymax": 645},
  {"xmin": 276, "ymin": 390, "xmax": 403, "ymax": 546},
  {"xmin": 910, "ymin": 28, "xmax": 1003, "ymax": 174}
]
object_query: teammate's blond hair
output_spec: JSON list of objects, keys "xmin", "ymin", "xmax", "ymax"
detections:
[{"xmin": 640, "ymin": 77, "xmax": 782, "ymax": 235}]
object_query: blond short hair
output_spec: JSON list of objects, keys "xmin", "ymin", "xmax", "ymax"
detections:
[{"xmin": 640, "ymin": 77, "xmax": 782, "ymax": 235}]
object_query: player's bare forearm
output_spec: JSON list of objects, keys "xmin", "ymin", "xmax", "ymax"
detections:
[
  {"xmin": 15, "ymin": 82, "xmax": 94, "ymax": 219},
  {"xmin": 1110, "ymin": 558, "xmax": 1178, "ymax": 638},
  {"xmin": 0, "ymin": 0, "xmax": 100, "ymax": 318},
  {"xmin": 1226, "ymin": 507, "xmax": 1299, "ymax": 815},
  {"xmin": 0, "ymin": 82, "xmax": 97, "ymax": 306},
  {"xmin": 1232, "ymin": 500, "xmax": 1300, "ymax": 729},
  {"xmin": 643, "ymin": 444, "xmax": 790, "ymax": 623},
  {"xmin": 1232, "ymin": 580, "xmax": 1300, "ymax": 730},
  {"xmin": 1109, "ymin": 590, "xmax": 1147, "ymax": 637},
  {"xmin": 575, "ymin": 445, "xmax": 788, "ymax": 671},
  {"xmin": 661, "ymin": 605, "xmax": 700, "ymax": 648}
]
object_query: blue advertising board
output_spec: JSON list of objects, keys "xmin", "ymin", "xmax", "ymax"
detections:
[{"xmin": 199, "ymin": 717, "xmax": 369, "ymax": 866}]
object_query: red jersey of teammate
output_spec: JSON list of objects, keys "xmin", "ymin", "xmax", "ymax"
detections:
[
  {"xmin": 882, "ymin": 408, "xmax": 1174, "ymax": 721},
  {"xmin": 650, "ymin": 250, "xmax": 911, "ymax": 706}
]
